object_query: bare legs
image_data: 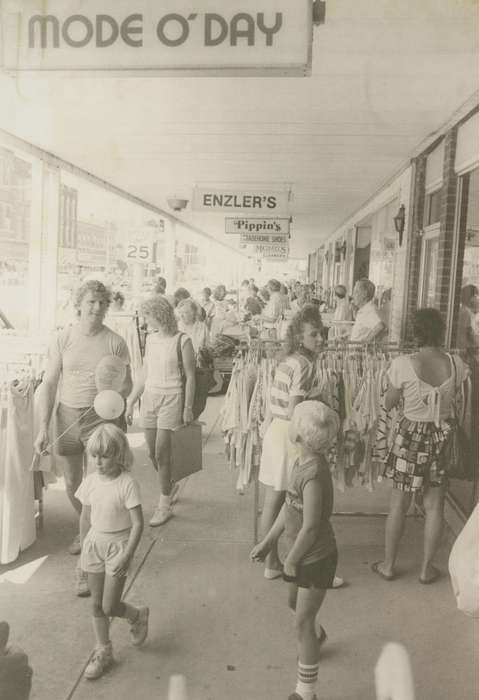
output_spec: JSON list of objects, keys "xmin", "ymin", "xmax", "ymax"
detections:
[
  {"xmin": 292, "ymin": 586, "xmax": 327, "ymax": 664},
  {"xmin": 260, "ymin": 486, "xmax": 285, "ymax": 572},
  {"xmin": 377, "ymin": 485, "xmax": 446, "ymax": 580},
  {"xmin": 378, "ymin": 489, "xmax": 412, "ymax": 578},
  {"xmin": 61, "ymin": 454, "xmax": 84, "ymax": 516},
  {"xmin": 144, "ymin": 428, "xmax": 173, "ymax": 496},
  {"xmin": 421, "ymin": 484, "xmax": 446, "ymax": 581},
  {"xmin": 88, "ymin": 572, "xmax": 138, "ymax": 647}
]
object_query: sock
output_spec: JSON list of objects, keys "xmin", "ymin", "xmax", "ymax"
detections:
[
  {"xmin": 295, "ymin": 662, "xmax": 319, "ymax": 700},
  {"xmin": 159, "ymin": 494, "xmax": 171, "ymax": 508},
  {"xmin": 123, "ymin": 603, "xmax": 139, "ymax": 624}
]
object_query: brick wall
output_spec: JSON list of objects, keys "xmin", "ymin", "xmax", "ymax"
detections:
[
  {"xmin": 435, "ymin": 128, "xmax": 458, "ymax": 316},
  {"xmin": 404, "ymin": 156, "xmax": 426, "ymax": 341}
]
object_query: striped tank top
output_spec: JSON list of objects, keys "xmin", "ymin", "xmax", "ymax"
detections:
[{"xmin": 270, "ymin": 352, "xmax": 316, "ymax": 419}]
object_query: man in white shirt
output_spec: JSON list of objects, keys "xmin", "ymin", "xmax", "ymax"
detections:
[{"xmin": 350, "ymin": 279, "xmax": 386, "ymax": 343}]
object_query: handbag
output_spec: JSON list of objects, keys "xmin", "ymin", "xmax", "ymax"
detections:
[
  {"xmin": 176, "ymin": 334, "xmax": 215, "ymax": 420},
  {"xmin": 170, "ymin": 422, "xmax": 203, "ymax": 482},
  {"xmin": 443, "ymin": 355, "xmax": 473, "ymax": 481}
]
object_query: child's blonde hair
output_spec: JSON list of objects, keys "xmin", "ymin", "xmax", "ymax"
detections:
[
  {"xmin": 291, "ymin": 400, "xmax": 339, "ymax": 453},
  {"xmin": 86, "ymin": 423, "xmax": 133, "ymax": 471}
]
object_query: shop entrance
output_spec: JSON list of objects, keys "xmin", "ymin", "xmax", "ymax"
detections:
[
  {"xmin": 353, "ymin": 223, "xmax": 372, "ymax": 283},
  {"xmin": 448, "ymin": 165, "xmax": 479, "ymax": 518}
]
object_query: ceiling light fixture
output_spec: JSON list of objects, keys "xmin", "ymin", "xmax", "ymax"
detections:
[{"xmin": 167, "ymin": 198, "xmax": 189, "ymax": 212}]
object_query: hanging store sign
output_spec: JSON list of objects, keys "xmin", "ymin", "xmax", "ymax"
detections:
[
  {"xmin": 1, "ymin": 0, "xmax": 313, "ymax": 76},
  {"xmin": 255, "ymin": 242, "xmax": 289, "ymax": 259},
  {"xmin": 225, "ymin": 217, "xmax": 290, "ymax": 235},
  {"xmin": 194, "ymin": 187, "xmax": 290, "ymax": 215},
  {"xmin": 240, "ymin": 232, "xmax": 289, "ymax": 245}
]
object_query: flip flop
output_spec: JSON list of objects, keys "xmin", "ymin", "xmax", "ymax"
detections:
[
  {"xmin": 419, "ymin": 566, "xmax": 441, "ymax": 585},
  {"xmin": 371, "ymin": 561, "xmax": 397, "ymax": 581}
]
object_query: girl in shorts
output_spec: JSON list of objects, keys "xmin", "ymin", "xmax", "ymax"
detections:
[
  {"xmin": 76, "ymin": 424, "xmax": 148, "ymax": 681},
  {"xmin": 126, "ymin": 295, "xmax": 196, "ymax": 527},
  {"xmin": 251, "ymin": 401, "xmax": 339, "ymax": 700}
]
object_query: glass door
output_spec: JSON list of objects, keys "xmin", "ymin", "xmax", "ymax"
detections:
[{"xmin": 418, "ymin": 227, "xmax": 440, "ymax": 308}]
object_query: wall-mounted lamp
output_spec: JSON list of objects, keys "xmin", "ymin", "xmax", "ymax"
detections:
[{"xmin": 393, "ymin": 204, "xmax": 406, "ymax": 247}]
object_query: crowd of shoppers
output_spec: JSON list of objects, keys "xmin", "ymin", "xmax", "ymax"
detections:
[{"xmin": 25, "ymin": 271, "xmax": 473, "ymax": 698}]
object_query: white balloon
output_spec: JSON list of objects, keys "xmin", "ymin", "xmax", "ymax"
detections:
[{"xmin": 94, "ymin": 390, "xmax": 124, "ymax": 420}]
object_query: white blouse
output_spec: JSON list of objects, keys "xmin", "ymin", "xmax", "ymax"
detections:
[{"xmin": 388, "ymin": 354, "xmax": 470, "ymax": 426}]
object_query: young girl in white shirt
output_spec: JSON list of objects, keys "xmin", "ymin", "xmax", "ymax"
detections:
[{"xmin": 76, "ymin": 423, "xmax": 148, "ymax": 681}]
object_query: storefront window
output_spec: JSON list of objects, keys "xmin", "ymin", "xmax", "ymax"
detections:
[
  {"xmin": 449, "ymin": 166, "xmax": 479, "ymax": 517},
  {"xmin": 0, "ymin": 145, "xmax": 32, "ymax": 332},
  {"xmin": 424, "ymin": 188, "xmax": 442, "ymax": 227},
  {"xmin": 419, "ymin": 235, "xmax": 439, "ymax": 308}
]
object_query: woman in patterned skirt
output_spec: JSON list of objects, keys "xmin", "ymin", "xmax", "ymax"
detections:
[{"xmin": 372, "ymin": 309, "xmax": 469, "ymax": 584}]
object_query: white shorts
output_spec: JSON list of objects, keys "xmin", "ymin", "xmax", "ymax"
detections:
[
  {"xmin": 259, "ymin": 418, "xmax": 298, "ymax": 491},
  {"xmin": 81, "ymin": 529, "xmax": 130, "ymax": 577},
  {"xmin": 140, "ymin": 390, "xmax": 183, "ymax": 430}
]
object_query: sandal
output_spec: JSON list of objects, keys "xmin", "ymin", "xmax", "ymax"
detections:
[
  {"xmin": 419, "ymin": 566, "xmax": 441, "ymax": 585},
  {"xmin": 371, "ymin": 561, "xmax": 397, "ymax": 581}
]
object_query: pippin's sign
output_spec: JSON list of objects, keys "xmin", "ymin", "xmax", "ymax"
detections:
[{"xmin": 2, "ymin": 0, "xmax": 313, "ymax": 76}]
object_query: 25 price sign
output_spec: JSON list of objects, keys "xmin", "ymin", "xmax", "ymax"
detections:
[{"xmin": 126, "ymin": 244, "xmax": 153, "ymax": 263}]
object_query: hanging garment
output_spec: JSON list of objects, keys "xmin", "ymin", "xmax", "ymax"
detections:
[{"xmin": 0, "ymin": 381, "xmax": 36, "ymax": 564}]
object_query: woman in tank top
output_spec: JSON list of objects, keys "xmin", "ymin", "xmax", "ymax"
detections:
[{"xmin": 126, "ymin": 296, "xmax": 196, "ymax": 527}]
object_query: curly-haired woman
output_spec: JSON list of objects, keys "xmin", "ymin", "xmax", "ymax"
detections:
[
  {"xmin": 372, "ymin": 309, "xmax": 470, "ymax": 584},
  {"xmin": 176, "ymin": 298, "xmax": 209, "ymax": 354},
  {"xmin": 258, "ymin": 305, "xmax": 323, "ymax": 579},
  {"xmin": 126, "ymin": 296, "xmax": 196, "ymax": 526}
]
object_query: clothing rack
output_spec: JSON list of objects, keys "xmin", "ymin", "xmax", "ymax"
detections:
[
  {"xmin": 108, "ymin": 310, "xmax": 144, "ymax": 358},
  {"xmin": 222, "ymin": 341, "xmax": 466, "ymax": 542}
]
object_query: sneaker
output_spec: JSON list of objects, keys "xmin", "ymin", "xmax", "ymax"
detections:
[
  {"xmin": 149, "ymin": 505, "xmax": 172, "ymax": 527},
  {"xmin": 68, "ymin": 534, "xmax": 81, "ymax": 555},
  {"xmin": 332, "ymin": 575, "xmax": 344, "ymax": 589},
  {"xmin": 129, "ymin": 606, "xmax": 149, "ymax": 647},
  {"xmin": 84, "ymin": 644, "xmax": 113, "ymax": 680},
  {"xmin": 170, "ymin": 482, "xmax": 180, "ymax": 505},
  {"xmin": 75, "ymin": 567, "xmax": 90, "ymax": 598}
]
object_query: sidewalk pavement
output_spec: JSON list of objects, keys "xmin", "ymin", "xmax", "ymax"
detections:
[{"xmin": 1, "ymin": 397, "xmax": 477, "ymax": 700}]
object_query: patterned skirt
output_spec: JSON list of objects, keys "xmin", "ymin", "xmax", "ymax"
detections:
[{"xmin": 384, "ymin": 417, "xmax": 452, "ymax": 493}]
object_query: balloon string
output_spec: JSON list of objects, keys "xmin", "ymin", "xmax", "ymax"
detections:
[{"xmin": 42, "ymin": 406, "xmax": 95, "ymax": 454}]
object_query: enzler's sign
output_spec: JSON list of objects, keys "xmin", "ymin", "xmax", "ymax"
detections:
[
  {"xmin": 1, "ymin": 0, "xmax": 313, "ymax": 76},
  {"xmin": 194, "ymin": 187, "xmax": 290, "ymax": 215},
  {"xmin": 225, "ymin": 217, "xmax": 290, "ymax": 235}
]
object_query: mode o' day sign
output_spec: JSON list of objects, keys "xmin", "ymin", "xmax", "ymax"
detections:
[{"xmin": 1, "ymin": 0, "xmax": 313, "ymax": 75}]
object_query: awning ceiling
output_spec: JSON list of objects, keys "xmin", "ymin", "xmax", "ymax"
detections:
[{"xmin": 1, "ymin": 0, "xmax": 479, "ymax": 257}]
